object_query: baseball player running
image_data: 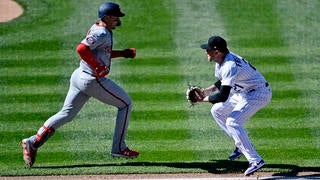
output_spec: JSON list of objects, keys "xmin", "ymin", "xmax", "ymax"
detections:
[
  {"xmin": 22, "ymin": 2, "xmax": 139, "ymax": 167},
  {"xmin": 199, "ymin": 36, "xmax": 272, "ymax": 175}
]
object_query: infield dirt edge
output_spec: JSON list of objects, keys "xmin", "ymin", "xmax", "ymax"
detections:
[
  {"xmin": 0, "ymin": 0, "xmax": 23, "ymax": 23},
  {"xmin": 1, "ymin": 172, "xmax": 320, "ymax": 180}
]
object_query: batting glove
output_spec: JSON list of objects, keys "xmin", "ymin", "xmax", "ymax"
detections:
[
  {"xmin": 122, "ymin": 48, "xmax": 136, "ymax": 58},
  {"xmin": 94, "ymin": 64, "xmax": 108, "ymax": 78}
]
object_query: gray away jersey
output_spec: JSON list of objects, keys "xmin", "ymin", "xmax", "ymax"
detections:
[{"xmin": 80, "ymin": 23, "xmax": 113, "ymax": 74}]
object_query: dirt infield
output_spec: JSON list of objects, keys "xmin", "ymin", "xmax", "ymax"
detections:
[
  {"xmin": 1, "ymin": 172, "xmax": 320, "ymax": 180},
  {"xmin": 0, "ymin": 0, "xmax": 23, "ymax": 22}
]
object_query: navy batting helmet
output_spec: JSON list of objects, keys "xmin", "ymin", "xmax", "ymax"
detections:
[{"xmin": 98, "ymin": 2, "xmax": 125, "ymax": 19}]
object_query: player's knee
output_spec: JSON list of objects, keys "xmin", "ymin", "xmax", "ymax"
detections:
[
  {"xmin": 226, "ymin": 118, "xmax": 240, "ymax": 128},
  {"xmin": 126, "ymin": 97, "xmax": 132, "ymax": 108},
  {"xmin": 119, "ymin": 98, "xmax": 132, "ymax": 110}
]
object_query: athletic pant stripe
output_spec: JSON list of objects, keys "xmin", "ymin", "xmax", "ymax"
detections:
[{"xmin": 96, "ymin": 78, "xmax": 129, "ymax": 151}]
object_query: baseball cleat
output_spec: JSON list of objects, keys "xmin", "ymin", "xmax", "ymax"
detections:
[
  {"xmin": 22, "ymin": 139, "xmax": 37, "ymax": 167},
  {"xmin": 111, "ymin": 147, "xmax": 139, "ymax": 158},
  {"xmin": 244, "ymin": 159, "xmax": 265, "ymax": 176},
  {"xmin": 229, "ymin": 147, "xmax": 243, "ymax": 160}
]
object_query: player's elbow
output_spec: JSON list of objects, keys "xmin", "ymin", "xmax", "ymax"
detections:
[
  {"xmin": 216, "ymin": 93, "xmax": 229, "ymax": 102},
  {"xmin": 76, "ymin": 43, "xmax": 89, "ymax": 54}
]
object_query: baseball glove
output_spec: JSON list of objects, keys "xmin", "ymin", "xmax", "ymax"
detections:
[{"xmin": 186, "ymin": 85, "xmax": 205, "ymax": 106}]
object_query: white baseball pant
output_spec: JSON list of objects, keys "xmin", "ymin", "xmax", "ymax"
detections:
[{"xmin": 211, "ymin": 85, "xmax": 271, "ymax": 163}]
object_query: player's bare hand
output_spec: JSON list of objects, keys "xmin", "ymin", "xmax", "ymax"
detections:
[
  {"xmin": 94, "ymin": 64, "xmax": 108, "ymax": 78},
  {"xmin": 122, "ymin": 48, "xmax": 136, "ymax": 58},
  {"xmin": 203, "ymin": 88, "xmax": 212, "ymax": 97}
]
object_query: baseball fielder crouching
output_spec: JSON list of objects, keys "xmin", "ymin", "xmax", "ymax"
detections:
[
  {"xmin": 21, "ymin": 2, "xmax": 139, "ymax": 167},
  {"xmin": 199, "ymin": 36, "xmax": 272, "ymax": 175}
]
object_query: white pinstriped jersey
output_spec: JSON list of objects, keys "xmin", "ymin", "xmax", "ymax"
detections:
[
  {"xmin": 80, "ymin": 23, "xmax": 113, "ymax": 74},
  {"xmin": 215, "ymin": 52, "xmax": 267, "ymax": 93}
]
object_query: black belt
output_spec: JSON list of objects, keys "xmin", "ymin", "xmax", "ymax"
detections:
[
  {"xmin": 248, "ymin": 82, "xmax": 269, "ymax": 93},
  {"xmin": 82, "ymin": 70, "xmax": 95, "ymax": 76}
]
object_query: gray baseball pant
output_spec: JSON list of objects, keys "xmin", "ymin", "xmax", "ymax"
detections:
[{"xmin": 29, "ymin": 68, "xmax": 132, "ymax": 153}]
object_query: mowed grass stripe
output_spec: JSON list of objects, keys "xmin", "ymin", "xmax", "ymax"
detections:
[
  {"xmin": 110, "ymin": 0, "xmax": 197, "ymax": 158},
  {"xmin": 271, "ymin": 89, "xmax": 303, "ymax": 100},
  {"xmin": 0, "ymin": 58, "xmax": 66, "ymax": 68},
  {"xmin": 218, "ymin": 0, "xmax": 284, "ymax": 48},
  {"xmin": 276, "ymin": 0, "xmax": 320, "ymax": 151},
  {"xmin": 131, "ymin": 110, "xmax": 188, "ymax": 122},
  {"xmin": 0, "ymin": 151, "xmax": 75, "ymax": 165},
  {"xmin": 1, "ymin": 112, "xmax": 57, "ymax": 123},
  {"xmin": 255, "ymin": 106, "xmax": 308, "ymax": 119},
  {"xmin": 3, "ymin": 84, "xmax": 70, "ymax": 95},
  {"xmin": 249, "ymin": 127, "xmax": 316, "ymax": 139},
  {"xmin": 1, "ymin": 93, "xmax": 65, "ymax": 103},
  {"xmin": 129, "ymin": 92, "xmax": 183, "ymax": 101},
  {"xmin": 1, "ymin": 74, "xmax": 68, "ymax": 86},
  {"xmin": 0, "ymin": 130, "xmax": 64, "ymax": 144},
  {"xmin": 120, "ymin": 74, "xmax": 184, "ymax": 84},
  {"xmin": 172, "ymin": 0, "xmax": 228, "ymax": 161},
  {"xmin": 261, "ymin": 148, "xmax": 320, "ymax": 161}
]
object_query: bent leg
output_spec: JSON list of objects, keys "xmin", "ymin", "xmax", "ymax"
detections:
[
  {"xmin": 226, "ymin": 98, "xmax": 269, "ymax": 163},
  {"xmin": 88, "ymin": 78, "xmax": 132, "ymax": 153},
  {"xmin": 29, "ymin": 82, "xmax": 90, "ymax": 149}
]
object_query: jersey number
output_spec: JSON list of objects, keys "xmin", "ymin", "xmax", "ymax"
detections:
[{"xmin": 235, "ymin": 57, "xmax": 256, "ymax": 71}]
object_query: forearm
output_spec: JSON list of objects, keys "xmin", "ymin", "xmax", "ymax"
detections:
[
  {"xmin": 111, "ymin": 50, "xmax": 123, "ymax": 58},
  {"xmin": 201, "ymin": 81, "xmax": 220, "ymax": 102},
  {"xmin": 111, "ymin": 48, "xmax": 136, "ymax": 59},
  {"xmin": 203, "ymin": 84, "xmax": 218, "ymax": 96},
  {"xmin": 207, "ymin": 86, "xmax": 231, "ymax": 104}
]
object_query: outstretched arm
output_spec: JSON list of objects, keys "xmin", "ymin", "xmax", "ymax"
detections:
[{"xmin": 111, "ymin": 48, "xmax": 136, "ymax": 59}]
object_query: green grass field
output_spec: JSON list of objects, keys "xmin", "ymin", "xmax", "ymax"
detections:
[{"xmin": 1, "ymin": 0, "xmax": 319, "ymax": 176}]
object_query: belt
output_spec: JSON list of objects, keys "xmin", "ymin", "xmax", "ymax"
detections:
[
  {"xmin": 248, "ymin": 82, "xmax": 269, "ymax": 93},
  {"xmin": 82, "ymin": 70, "xmax": 96, "ymax": 76}
]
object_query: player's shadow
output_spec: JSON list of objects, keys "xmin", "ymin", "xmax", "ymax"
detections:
[{"xmin": 35, "ymin": 160, "xmax": 320, "ymax": 177}]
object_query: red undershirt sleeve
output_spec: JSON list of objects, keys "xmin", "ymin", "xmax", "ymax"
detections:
[{"xmin": 76, "ymin": 43, "xmax": 99, "ymax": 68}]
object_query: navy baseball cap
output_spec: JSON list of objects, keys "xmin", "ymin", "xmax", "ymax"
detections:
[{"xmin": 200, "ymin": 36, "xmax": 227, "ymax": 51}]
